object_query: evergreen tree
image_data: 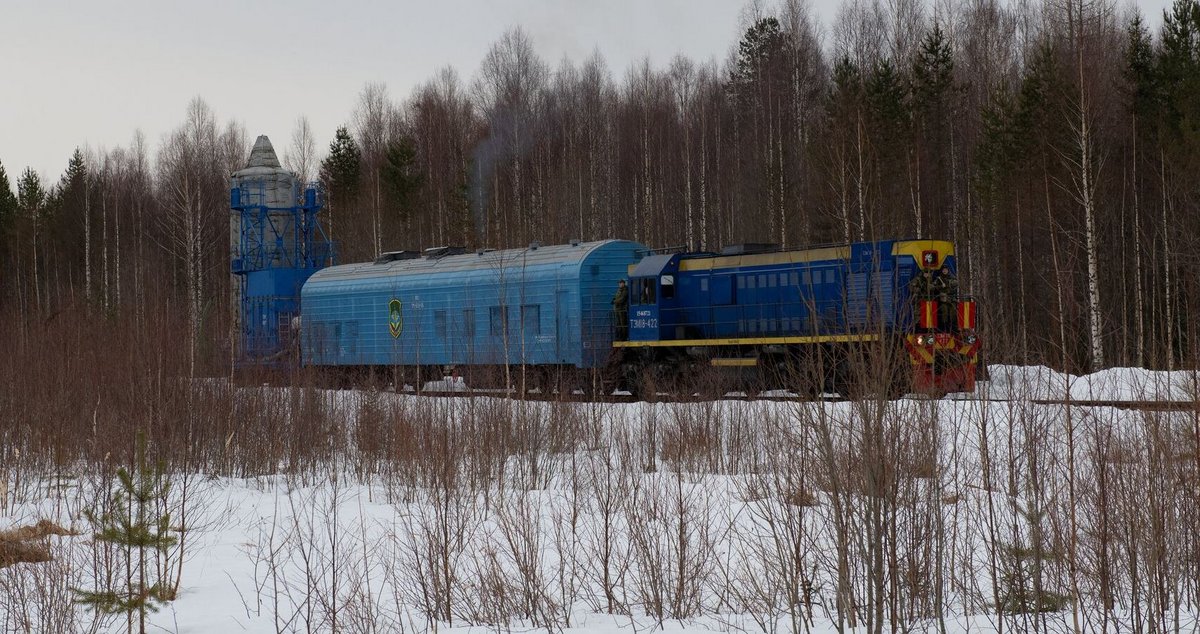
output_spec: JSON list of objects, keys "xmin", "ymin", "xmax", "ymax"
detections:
[
  {"xmin": 728, "ymin": 16, "xmax": 788, "ymax": 103},
  {"xmin": 320, "ymin": 125, "xmax": 362, "ymax": 214},
  {"xmin": 1159, "ymin": 0, "xmax": 1200, "ymax": 168},
  {"xmin": 75, "ymin": 438, "xmax": 177, "ymax": 634},
  {"xmin": 380, "ymin": 135, "xmax": 424, "ymax": 226},
  {"xmin": 0, "ymin": 160, "xmax": 16, "ymax": 235},
  {"xmin": 1125, "ymin": 14, "xmax": 1158, "ymax": 126},
  {"xmin": 997, "ymin": 503, "xmax": 1071, "ymax": 615},
  {"xmin": 910, "ymin": 24, "xmax": 955, "ymax": 112},
  {"xmin": 16, "ymin": 167, "xmax": 45, "ymax": 218},
  {"xmin": 48, "ymin": 148, "xmax": 89, "ymax": 259}
]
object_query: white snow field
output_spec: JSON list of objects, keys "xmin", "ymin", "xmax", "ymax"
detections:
[{"xmin": 2, "ymin": 365, "xmax": 1198, "ymax": 633}]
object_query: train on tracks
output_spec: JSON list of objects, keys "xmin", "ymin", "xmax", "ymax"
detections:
[{"xmin": 232, "ymin": 136, "xmax": 981, "ymax": 398}]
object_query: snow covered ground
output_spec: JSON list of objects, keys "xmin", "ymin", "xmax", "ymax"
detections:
[{"xmin": 2, "ymin": 365, "xmax": 1198, "ymax": 633}]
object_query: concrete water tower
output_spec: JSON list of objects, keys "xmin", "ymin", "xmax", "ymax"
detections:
[{"xmin": 230, "ymin": 135, "xmax": 334, "ymax": 367}]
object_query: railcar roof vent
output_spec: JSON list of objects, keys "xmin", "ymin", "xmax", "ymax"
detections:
[
  {"xmin": 476, "ymin": 248, "xmax": 496, "ymax": 256},
  {"xmin": 529, "ymin": 241, "xmax": 541, "ymax": 250},
  {"xmin": 423, "ymin": 246, "xmax": 467, "ymax": 259},
  {"xmin": 569, "ymin": 238, "xmax": 581, "ymax": 246},
  {"xmin": 719, "ymin": 243, "xmax": 781, "ymax": 256},
  {"xmin": 375, "ymin": 250, "xmax": 420, "ymax": 264}
]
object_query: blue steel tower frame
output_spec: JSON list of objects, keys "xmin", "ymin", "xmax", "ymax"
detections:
[{"xmin": 231, "ymin": 182, "xmax": 335, "ymax": 367}]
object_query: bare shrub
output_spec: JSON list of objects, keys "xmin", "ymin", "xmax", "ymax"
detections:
[{"xmin": 0, "ymin": 538, "xmax": 115, "ymax": 634}]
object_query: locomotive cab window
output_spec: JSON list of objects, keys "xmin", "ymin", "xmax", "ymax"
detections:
[
  {"xmin": 635, "ymin": 279, "xmax": 656, "ymax": 304},
  {"xmin": 660, "ymin": 275, "xmax": 675, "ymax": 299}
]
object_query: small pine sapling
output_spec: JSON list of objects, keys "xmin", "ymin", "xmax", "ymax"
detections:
[{"xmin": 75, "ymin": 435, "xmax": 177, "ymax": 634}]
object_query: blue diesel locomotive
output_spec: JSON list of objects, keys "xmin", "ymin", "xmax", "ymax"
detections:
[{"xmin": 612, "ymin": 240, "xmax": 980, "ymax": 396}]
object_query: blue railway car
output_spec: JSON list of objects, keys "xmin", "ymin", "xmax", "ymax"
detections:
[{"xmin": 300, "ymin": 240, "xmax": 645, "ymax": 380}]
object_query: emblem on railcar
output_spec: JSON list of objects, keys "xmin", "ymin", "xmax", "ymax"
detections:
[{"xmin": 388, "ymin": 298, "xmax": 403, "ymax": 338}]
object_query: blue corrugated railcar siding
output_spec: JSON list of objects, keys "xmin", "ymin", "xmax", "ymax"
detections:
[{"xmin": 301, "ymin": 240, "xmax": 643, "ymax": 369}]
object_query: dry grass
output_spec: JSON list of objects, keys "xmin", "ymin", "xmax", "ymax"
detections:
[{"xmin": 0, "ymin": 520, "xmax": 74, "ymax": 568}]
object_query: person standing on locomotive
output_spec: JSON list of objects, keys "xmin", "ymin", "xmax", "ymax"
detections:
[
  {"xmin": 933, "ymin": 265, "xmax": 959, "ymax": 330},
  {"xmin": 612, "ymin": 279, "xmax": 629, "ymax": 340}
]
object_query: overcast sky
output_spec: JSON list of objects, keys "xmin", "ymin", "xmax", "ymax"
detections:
[{"xmin": 0, "ymin": 0, "xmax": 1170, "ymax": 182}]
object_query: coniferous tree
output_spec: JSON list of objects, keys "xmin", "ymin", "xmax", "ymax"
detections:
[
  {"xmin": 380, "ymin": 135, "xmax": 424, "ymax": 233},
  {"xmin": 0, "ymin": 160, "xmax": 16, "ymax": 236},
  {"xmin": 75, "ymin": 438, "xmax": 177, "ymax": 634},
  {"xmin": 910, "ymin": 24, "xmax": 956, "ymax": 237},
  {"xmin": 1124, "ymin": 14, "xmax": 1157, "ymax": 367},
  {"xmin": 320, "ymin": 126, "xmax": 362, "ymax": 246},
  {"xmin": 17, "ymin": 167, "xmax": 47, "ymax": 308}
]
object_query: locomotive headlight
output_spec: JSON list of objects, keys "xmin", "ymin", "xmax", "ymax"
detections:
[{"xmin": 964, "ymin": 333, "xmax": 977, "ymax": 345}]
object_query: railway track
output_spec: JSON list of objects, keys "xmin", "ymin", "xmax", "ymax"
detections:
[{"xmin": 400, "ymin": 386, "xmax": 1200, "ymax": 411}]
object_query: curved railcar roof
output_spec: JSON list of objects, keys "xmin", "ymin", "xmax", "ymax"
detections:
[{"xmin": 307, "ymin": 239, "xmax": 635, "ymax": 285}]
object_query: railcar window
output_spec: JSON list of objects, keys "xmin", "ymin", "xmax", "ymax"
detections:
[
  {"xmin": 737, "ymin": 276, "xmax": 745, "ymax": 289},
  {"xmin": 347, "ymin": 322, "xmax": 358, "ymax": 356},
  {"xmin": 747, "ymin": 276, "xmax": 755, "ymax": 289},
  {"xmin": 489, "ymin": 306, "xmax": 508, "ymax": 336},
  {"xmin": 700, "ymin": 277, "xmax": 708, "ymax": 292},
  {"xmin": 825, "ymin": 270, "xmax": 835, "ymax": 284},
  {"xmin": 790, "ymin": 271, "xmax": 798, "ymax": 286},
  {"xmin": 434, "ymin": 310, "xmax": 447, "ymax": 339},
  {"xmin": 462, "ymin": 309, "xmax": 475, "ymax": 338},
  {"xmin": 802, "ymin": 270, "xmax": 810, "ymax": 285},
  {"xmin": 521, "ymin": 305, "xmax": 540, "ymax": 335},
  {"xmin": 759, "ymin": 274, "xmax": 768, "ymax": 288}
]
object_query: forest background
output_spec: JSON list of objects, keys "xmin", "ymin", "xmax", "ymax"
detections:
[{"xmin": 1, "ymin": 0, "xmax": 1199, "ymax": 376}]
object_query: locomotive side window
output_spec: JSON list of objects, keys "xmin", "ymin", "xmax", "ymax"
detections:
[
  {"xmin": 635, "ymin": 279, "xmax": 656, "ymax": 304},
  {"xmin": 661, "ymin": 275, "xmax": 674, "ymax": 299}
]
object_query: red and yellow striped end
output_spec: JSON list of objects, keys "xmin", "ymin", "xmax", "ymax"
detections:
[
  {"xmin": 958, "ymin": 300, "xmax": 976, "ymax": 330},
  {"xmin": 919, "ymin": 300, "xmax": 938, "ymax": 329}
]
